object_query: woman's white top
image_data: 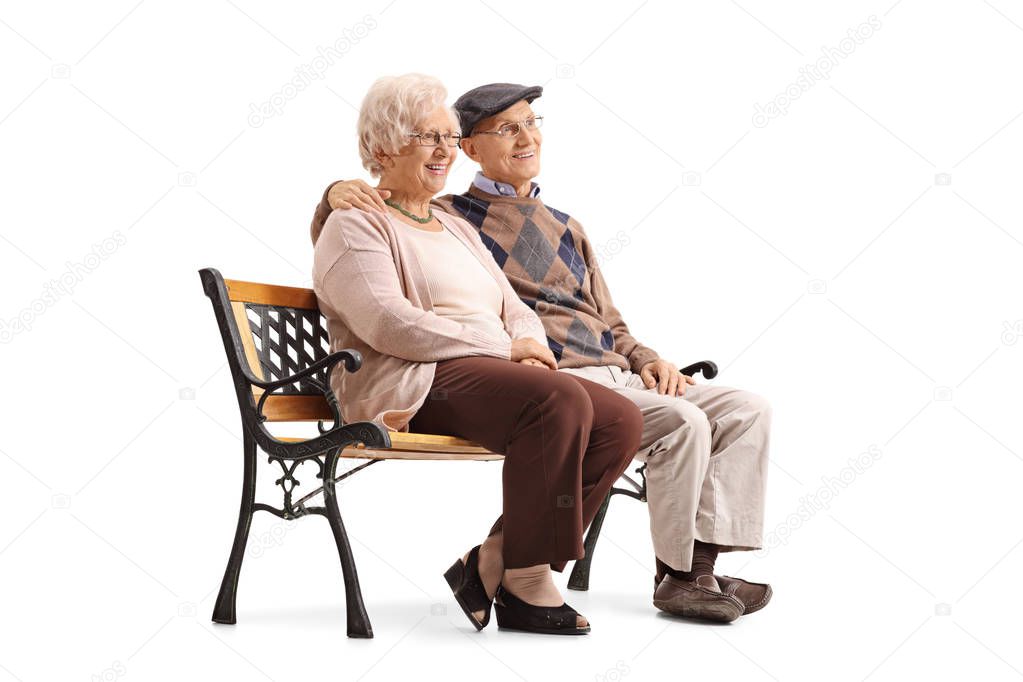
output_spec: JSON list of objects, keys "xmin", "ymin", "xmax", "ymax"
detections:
[{"xmin": 403, "ymin": 222, "xmax": 512, "ymax": 345}]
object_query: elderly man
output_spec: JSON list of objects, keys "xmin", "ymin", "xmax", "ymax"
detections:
[{"xmin": 309, "ymin": 83, "xmax": 773, "ymax": 623}]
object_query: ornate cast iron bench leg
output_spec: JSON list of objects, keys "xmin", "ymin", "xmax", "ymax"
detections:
[
  {"xmin": 210, "ymin": 426, "xmax": 380, "ymax": 637},
  {"xmin": 212, "ymin": 428, "xmax": 258, "ymax": 624},
  {"xmin": 317, "ymin": 448, "xmax": 372, "ymax": 638},
  {"xmin": 568, "ymin": 464, "xmax": 648, "ymax": 591},
  {"xmin": 567, "ymin": 492, "xmax": 612, "ymax": 591}
]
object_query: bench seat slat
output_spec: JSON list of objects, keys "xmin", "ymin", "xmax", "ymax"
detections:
[{"xmin": 277, "ymin": 432, "xmax": 503, "ymax": 461}]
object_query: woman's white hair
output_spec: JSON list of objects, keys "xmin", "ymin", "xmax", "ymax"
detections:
[{"xmin": 357, "ymin": 73, "xmax": 459, "ymax": 177}]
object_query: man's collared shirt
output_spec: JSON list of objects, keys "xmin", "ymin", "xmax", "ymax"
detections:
[{"xmin": 472, "ymin": 171, "xmax": 541, "ymax": 198}]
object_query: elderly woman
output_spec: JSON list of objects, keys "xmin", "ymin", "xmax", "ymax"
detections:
[{"xmin": 311, "ymin": 74, "xmax": 643, "ymax": 636}]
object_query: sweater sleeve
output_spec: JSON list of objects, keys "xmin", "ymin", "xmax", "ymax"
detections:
[
  {"xmin": 580, "ymin": 225, "xmax": 661, "ymax": 373},
  {"xmin": 310, "ymin": 181, "xmax": 340, "ymax": 246},
  {"xmin": 313, "ymin": 210, "xmax": 513, "ymax": 363},
  {"xmin": 505, "ymin": 292, "xmax": 549, "ymax": 348}
]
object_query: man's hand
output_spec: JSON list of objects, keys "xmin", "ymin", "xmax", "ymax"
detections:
[
  {"xmin": 640, "ymin": 359, "xmax": 696, "ymax": 396},
  {"xmin": 327, "ymin": 180, "xmax": 390, "ymax": 213},
  {"xmin": 511, "ymin": 338, "xmax": 557, "ymax": 369},
  {"xmin": 519, "ymin": 358, "xmax": 549, "ymax": 368}
]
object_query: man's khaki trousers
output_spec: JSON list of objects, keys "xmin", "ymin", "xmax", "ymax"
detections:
[{"xmin": 559, "ymin": 364, "xmax": 772, "ymax": 572}]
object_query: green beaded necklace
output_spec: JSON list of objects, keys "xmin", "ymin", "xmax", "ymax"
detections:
[{"xmin": 385, "ymin": 198, "xmax": 433, "ymax": 224}]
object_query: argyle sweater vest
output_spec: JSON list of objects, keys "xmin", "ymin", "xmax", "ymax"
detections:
[
  {"xmin": 433, "ymin": 185, "xmax": 659, "ymax": 372},
  {"xmin": 310, "ymin": 182, "xmax": 660, "ymax": 372}
]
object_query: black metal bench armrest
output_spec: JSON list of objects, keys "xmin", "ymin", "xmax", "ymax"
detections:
[
  {"xmin": 252, "ymin": 420, "xmax": 391, "ymax": 461},
  {"xmin": 679, "ymin": 360, "xmax": 718, "ymax": 379},
  {"xmin": 252, "ymin": 349, "xmax": 359, "ymax": 424},
  {"xmin": 247, "ymin": 348, "xmax": 391, "ymax": 459},
  {"xmin": 252, "ymin": 349, "xmax": 362, "ymax": 392}
]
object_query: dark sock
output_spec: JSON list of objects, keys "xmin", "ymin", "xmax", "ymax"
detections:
[
  {"xmin": 655, "ymin": 557, "xmax": 679, "ymax": 583},
  {"xmin": 656, "ymin": 541, "xmax": 720, "ymax": 582}
]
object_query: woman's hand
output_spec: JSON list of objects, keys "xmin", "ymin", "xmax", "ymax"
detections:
[
  {"xmin": 511, "ymin": 338, "xmax": 557, "ymax": 370},
  {"xmin": 328, "ymin": 180, "xmax": 391, "ymax": 213}
]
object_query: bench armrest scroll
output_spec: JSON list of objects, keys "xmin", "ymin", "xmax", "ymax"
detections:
[{"xmin": 679, "ymin": 360, "xmax": 718, "ymax": 380}]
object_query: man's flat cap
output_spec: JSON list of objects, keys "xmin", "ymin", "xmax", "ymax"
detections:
[{"xmin": 453, "ymin": 83, "xmax": 543, "ymax": 138}]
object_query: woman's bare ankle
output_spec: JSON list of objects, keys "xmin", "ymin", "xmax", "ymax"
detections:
[
  {"xmin": 476, "ymin": 537, "xmax": 503, "ymax": 599},
  {"xmin": 502, "ymin": 565, "xmax": 558, "ymax": 604}
]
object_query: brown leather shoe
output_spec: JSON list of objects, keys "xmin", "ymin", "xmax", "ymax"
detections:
[
  {"xmin": 715, "ymin": 575, "xmax": 773, "ymax": 615},
  {"xmin": 652, "ymin": 574, "xmax": 743, "ymax": 622}
]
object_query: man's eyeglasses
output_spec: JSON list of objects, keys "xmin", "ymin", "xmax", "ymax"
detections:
[
  {"xmin": 473, "ymin": 116, "xmax": 544, "ymax": 139},
  {"xmin": 407, "ymin": 131, "xmax": 463, "ymax": 147}
]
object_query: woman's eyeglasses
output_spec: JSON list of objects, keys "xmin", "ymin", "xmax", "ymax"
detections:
[{"xmin": 407, "ymin": 131, "xmax": 463, "ymax": 147}]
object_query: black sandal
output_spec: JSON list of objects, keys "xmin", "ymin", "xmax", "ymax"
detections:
[
  {"xmin": 443, "ymin": 545, "xmax": 493, "ymax": 630},
  {"xmin": 493, "ymin": 585, "xmax": 591, "ymax": 635}
]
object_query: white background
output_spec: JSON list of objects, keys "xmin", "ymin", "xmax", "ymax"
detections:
[{"xmin": 2, "ymin": 1, "xmax": 1022, "ymax": 680}]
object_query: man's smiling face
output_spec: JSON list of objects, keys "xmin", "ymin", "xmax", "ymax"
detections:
[{"xmin": 460, "ymin": 99, "xmax": 542, "ymax": 192}]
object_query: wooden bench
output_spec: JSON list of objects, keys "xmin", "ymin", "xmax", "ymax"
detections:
[{"xmin": 198, "ymin": 267, "xmax": 717, "ymax": 637}]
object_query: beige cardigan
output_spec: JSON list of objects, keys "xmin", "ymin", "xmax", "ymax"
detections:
[{"xmin": 312, "ymin": 207, "xmax": 548, "ymax": 432}]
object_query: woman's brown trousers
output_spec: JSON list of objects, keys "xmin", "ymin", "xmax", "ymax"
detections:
[{"xmin": 409, "ymin": 357, "xmax": 643, "ymax": 571}]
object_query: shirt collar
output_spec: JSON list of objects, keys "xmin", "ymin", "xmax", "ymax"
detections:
[{"xmin": 472, "ymin": 171, "xmax": 541, "ymax": 198}]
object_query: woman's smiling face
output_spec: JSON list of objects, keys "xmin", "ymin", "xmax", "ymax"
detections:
[{"xmin": 379, "ymin": 105, "xmax": 460, "ymax": 197}]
